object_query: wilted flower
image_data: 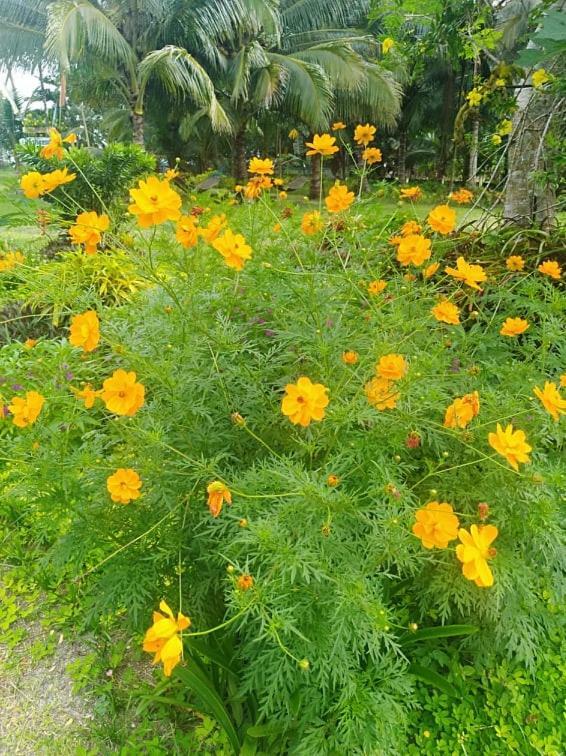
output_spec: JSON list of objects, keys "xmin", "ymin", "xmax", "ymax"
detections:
[
  {"xmin": 401, "ymin": 221, "xmax": 421, "ymax": 236},
  {"xmin": 382, "ymin": 37, "xmax": 395, "ymax": 54},
  {"xmin": 207, "ymin": 481, "xmax": 232, "ymax": 517},
  {"xmin": 423, "ymin": 262, "xmax": 440, "ymax": 279}
]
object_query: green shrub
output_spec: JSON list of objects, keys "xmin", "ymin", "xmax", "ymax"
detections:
[{"xmin": 0, "ymin": 183, "xmax": 564, "ymax": 753}]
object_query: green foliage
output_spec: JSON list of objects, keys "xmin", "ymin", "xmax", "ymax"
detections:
[{"xmin": 15, "ymin": 142, "xmax": 156, "ymax": 218}]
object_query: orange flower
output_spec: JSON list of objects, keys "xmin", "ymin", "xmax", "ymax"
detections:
[
  {"xmin": 301, "ymin": 211, "xmax": 324, "ymax": 235},
  {"xmin": 243, "ymin": 175, "xmax": 272, "ymax": 199},
  {"xmin": 362, "ymin": 147, "xmax": 382, "ymax": 165},
  {"xmin": 107, "ymin": 468, "xmax": 142, "ymax": 504},
  {"xmin": 212, "ymin": 229, "xmax": 252, "ymax": 271},
  {"xmin": 443, "ymin": 391, "xmax": 480, "ymax": 429},
  {"xmin": 367, "ymin": 279, "xmax": 387, "ymax": 295},
  {"xmin": 364, "ymin": 377, "xmax": 399, "ymax": 410},
  {"xmin": 198, "ymin": 214, "xmax": 227, "ymax": 243},
  {"xmin": 101, "ymin": 369, "xmax": 145, "ymax": 417},
  {"xmin": 448, "ymin": 189, "xmax": 473, "ymax": 204},
  {"xmin": 69, "ymin": 310, "xmax": 100, "ymax": 352},
  {"xmin": 327, "ymin": 474, "xmax": 340, "ymax": 486},
  {"xmin": 248, "ymin": 157, "xmax": 274, "ymax": 175},
  {"xmin": 506, "ymin": 255, "xmax": 524, "ymax": 271},
  {"xmin": 40, "ymin": 128, "xmax": 77, "ymax": 160},
  {"xmin": 561, "ymin": 374, "xmax": 566, "ymax": 388},
  {"xmin": 305, "ymin": 134, "xmax": 339, "ymax": 157},
  {"xmin": 281, "ymin": 376, "xmax": 329, "ymax": 427},
  {"xmin": 533, "ymin": 381, "xmax": 566, "ymax": 422},
  {"xmin": 143, "ymin": 600, "xmax": 191, "ymax": 677},
  {"xmin": 41, "ymin": 168, "xmax": 76, "ymax": 193},
  {"xmin": 456, "ymin": 524, "xmax": 498, "ymax": 587},
  {"xmin": 207, "ymin": 481, "xmax": 232, "ymax": 517},
  {"xmin": 445, "ymin": 256, "xmax": 486, "ymax": 291},
  {"xmin": 537, "ymin": 260, "xmax": 561, "ymax": 280},
  {"xmin": 376, "ymin": 354, "xmax": 407, "ymax": 381},
  {"xmin": 237, "ymin": 574, "xmax": 254, "ymax": 591},
  {"xmin": 400, "ymin": 186, "xmax": 422, "ymax": 201},
  {"xmin": 401, "ymin": 221, "xmax": 421, "ymax": 236},
  {"xmin": 423, "ymin": 262, "xmax": 440, "ymax": 279},
  {"xmin": 396, "ymin": 234, "xmax": 432, "ymax": 267},
  {"xmin": 20, "ymin": 171, "xmax": 46, "ymax": 199},
  {"xmin": 325, "ymin": 182, "xmax": 354, "ymax": 213},
  {"xmin": 500, "ymin": 317, "xmax": 529, "ymax": 337},
  {"xmin": 412, "ymin": 502, "xmax": 459, "ymax": 549},
  {"xmin": 128, "ymin": 176, "xmax": 182, "ymax": 228},
  {"xmin": 488, "ymin": 423, "xmax": 531, "ymax": 470},
  {"xmin": 24, "ymin": 338, "xmax": 37, "ymax": 349},
  {"xmin": 8, "ymin": 390, "xmax": 45, "ymax": 428},
  {"xmin": 68, "ymin": 211, "xmax": 110, "ymax": 254},
  {"xmin": 341, "ymin": 350, "xmax": 359, "ymax": 365},
  {"xmin": 432, "ymin": 300, "xmax": 460, "ymax": 325},
  {"xmin": 72, "ymin": 383, "xmax": 101, "ymax": 409},
  {"xmin": 427, "ymin": 204, "xmax": 456, "ymax": 235},
  {"xmin": 388, "ymin": 235, "xmax": 403, "ymax": 246},
  {"xmin": 332, "ymin": 121, "xmax": 346, "ymax": 131},
  {"xmin": 0, "ymin": 251, "xmax": 24, "ymax": 272},
  {"xmin": 354, "ymin": 123, "xmax": 376, "ymax": 146},
  {"xmin": 175, "ymin": 215, "xmax": 199, "ymax": 248}
]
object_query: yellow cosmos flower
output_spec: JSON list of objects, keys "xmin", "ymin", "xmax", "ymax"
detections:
[
  {"xmin": 212, "ymin": 229, "xmax": 252, "ymax": 271},
  {"xmin": 456, "ymin": 524, "xmax": 498, "ymax": 587},
  {"xmin": 432, "ymin": 300, "xmax": 460, "ymax": 325},
  {"xmin": 72, "ymin": 383, "xmax": 101, "ymax": 409},
  {"xmin": 164, "ymin": 167, "xmax": 179, "ymax": 181},
  {"xmin": 364, "ymin": 377, "xmax": 399, "ymax": 410},
  {"xmin": 382, "ymin": 37, "xmax": 395, "ymax": 54},
  {"xmin": 500, "ymin": 317, "xmax": 529, "ymax": 337},
  {"xmin": 288, "ymin": 128, "xmax": 299, "ymax": 140},
  {"xmin": 396, "ymin": 234, "xmax": 432, "ymax": 267},
  {"xmin": 206, "ymin": 481, "xmax": 232, "ymax": 517},
  {"xmin": 281, "ymin": 376, "xmax": 329, "ymax": 427},
  {"xmin": 488, "ymin": 423, "xmax": 531, "ymax": 470},
  {"xmin": 301, "ymin": 211, "xmax": 323, "ymax": 235},
  {"xmin": 20, "ymin": 171, "xmax": 46, "ymax": 199},
  {"xmin": 24, "ymin": 338, "xmax": 37, "ymax": 349},
  {"xmin": 101, "ymin": 369, "xmax": 145, "ymax": 417},
  {"xmin": 354, "ymin": 123, "xmax": 376, "ymax": 146},
  {"xmin": 8, "ymin": 390, "xmax": 45, "ymax": 428},
  {"xmin": 448, "ymin": 188, "xmax": 473, "ymax": 204},
  {"xmin": 128, "ymin": 176, "xmax": 182, "ymax": 228},
  {"xmin": 362, "ymin": 147, "xmax": 382, "ymax": 165},
  {"xmin": 423, "ymin": 262, "xmax": 440, "ymax": 279},
  {"xmin": 0, "ymin": 251, "xmax": 24, "ymax": 272},
  {"xmin": 325, "ymin": 182, "xmax": 354, "ymax": 213},
  {"xmin": 400, "ymin": 186, "xmax": 422, "ymax": 201},
  {"xmin": 69, "ymin": 310, "xmax": 100, "ymax": 352},
  {"xmin": 538, "ymin": 260, "xmax": 561, "ymax": 280},
  {"xmin": 376, "ymin": 354, "xmax": 407, "ymax": 381},
  {"xmin": 467, "ymin": 89, "xmax": 482, "ymax": 107},
  {"xmin": 445, "ymin": 256, "xmax": 486, "ymax": 291},
  {"xmin": 443, "ymin": 391, "xmax": 480, "ymax": 429},
  {"xmin": 305, "ymin": 134, "xmax": 339, "ymax": 157},
  {"xmin": 533, "ymin": 382, "xmax": 566, "ymax": 422},
  {"xmin": 273, "ymin": 178, "xmax": 285, "ymax": 187},
  {"xmin": 107, "ymin": 468, "xmax": 142, "ymax": 504},
  {"xmin": 401, "ymin": 221, "xmax": 421, "ymax": 236},
  {"xmin": 68, "ymin": 211, "xmax": 110, "ymax": 255},
  {"xmin": 143, "ymin": 600, "xmax": 191, "ymax": 677},
  {"xmin": 41, "ymin": 168, "xmax": 76, "ymax": 193},
  {"xmin": 175, "ymin": 215, "xmax": 199, "ymax": 248},
  {"xmin": 40, "ymin": 128, "xmax": 77, "ymax": 160},
  {"xmin": 506, "ymin": 255, "xmax": 524, "ymax": 271},
  {"xmin": 532, "ymin": 68, "xmax": 550, "ymax": 88},
  {"xmin": 428, "ymin": 204, "xmax": 456, "ymax": 235},
  {"xmin": 412, "ymin": 502, "xmax": 459, "ymax": 549},
  {"xmin": 331, "ymin": 121, "xmax": 346, "ymax": 131},
  {"xmin": 367, "ymin": 279, "xmax": 387, "ymax": 295},
  {"xmin": 248, "ymin": 157, "xmax": 274, "ymax": 175},
  {"xmin": 341, "ymin": 350, "xmax": 359, "ymax": 365},
  {"xmin": 198, "ymin": 214, "xmax": 227, "ymax": 243}
]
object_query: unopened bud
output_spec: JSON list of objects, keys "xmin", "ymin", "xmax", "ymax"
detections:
[{"xmin": 298, "ymin": 658, "xmax": 310, "ymax": 671}]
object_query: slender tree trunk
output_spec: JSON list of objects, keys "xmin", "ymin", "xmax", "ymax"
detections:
[
  {"xmin": 398, "ymin": 131, "xmax": 407, "ymax": 184},
  {"xmin": 309, "ymin": 153, "xmax": 321, "ymax": 200},
  {"xmin": 132, "ymin": 111, "xmax": 144, "ymax": 146},
  {"xmin": 467, "ymin": 111, "xmax": 479, "ymax": 187},
  {"xmin": 233, "ymin": 122, "xmax": 247, "ymax": 182}
]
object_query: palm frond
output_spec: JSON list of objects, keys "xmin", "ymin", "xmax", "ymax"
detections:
[
  {"xmin": 293, "ymin": 42, "xmax": 367, "ymax": 92},
  {"xmin": 280, "ymin": 0, "xmax": 370, "ymax": 35},
  {"xmin": 268, "ymin": 52, "xmax": 333, "ymax": 129},
  {"xmin": 0, "ymin": 0, "xmax": 49, "ymax": 66},
  {"xmin": 337, "ymin": 64, "xmax": 402, "ymax": 129}
]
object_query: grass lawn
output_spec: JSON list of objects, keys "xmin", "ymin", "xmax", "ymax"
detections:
[{"xmin": 0, "ymin": 168, "xmax": 45, "ymax": 245}]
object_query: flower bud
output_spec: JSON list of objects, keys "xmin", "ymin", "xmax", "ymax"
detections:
[
  {"xmin": 298, "ymin": 658, "xmax": 310, "ymax": 671},
  {"xmin": 238, "ymin": 518, "xmax": 248, "ymax": 528},
  {"xmin": 409, "ymin": 622, "xmax": 418, "ymax": 632},
  {"xmin": 226, "ymin": 565, "xmax": 235, "ymax": 574},
  {"xmin": 477, "ymin": 502, "xmax": 489, "ymax": 520},
  {"xmin": 231, "ymin": 412, "xmax": 246, "ymax": 427}
]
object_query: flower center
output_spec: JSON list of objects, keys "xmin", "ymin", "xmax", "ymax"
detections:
[{"xmin": 118, "ymin": 390, "xmax": 126, "ymax": 398}]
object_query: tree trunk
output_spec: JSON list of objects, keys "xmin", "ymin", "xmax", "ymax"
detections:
[
  {"xmin": 132, "ymin": 112, "xmax": 144, "ymax": 146},
  {"xmin": 309, "ymin": 153, "xmax": 321, "ymax": 200},
  {"xmin": 233, "ymin": 122, "xmax": 247, "ymax": 182},
  {"xmin": 503, "ymin": 83, "xmax": 556, "ymax": 229},
  {"xmin": 467, "ymin": 111, "xmax": 479, "ymax": 187},
  {"xmin": 398, "ymin": 131, "xmax": 407, "ymax": 184}
]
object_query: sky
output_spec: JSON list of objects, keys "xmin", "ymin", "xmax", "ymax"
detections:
[{"xmin": 0, "ymin": 67, "xmax": 41, "ymax": 110}]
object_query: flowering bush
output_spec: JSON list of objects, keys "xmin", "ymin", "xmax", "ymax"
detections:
[{"xmin": 1, "ymin": 133, "xmax": 565, "ymax": 753}]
